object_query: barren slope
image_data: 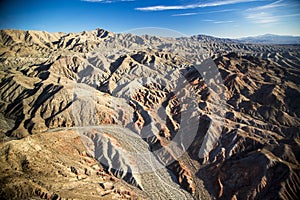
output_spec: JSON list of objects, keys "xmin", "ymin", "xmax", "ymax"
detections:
[{"xmin": 0, "ymin": 29, "xmax": 299, "ymax": 200}]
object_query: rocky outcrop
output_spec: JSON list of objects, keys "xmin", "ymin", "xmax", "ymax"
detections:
[{"xmin": 0, "ymin": 130, "xmax": 143, "ymax": 199}]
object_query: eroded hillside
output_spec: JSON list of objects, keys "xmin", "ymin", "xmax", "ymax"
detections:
[{"xmin": 0, "ymin": 29, "xmax": 299, "ymax": 200}]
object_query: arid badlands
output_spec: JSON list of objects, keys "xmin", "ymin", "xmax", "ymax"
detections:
[{"xmin": 0, "ymin": 29, "xmax": 299, "ymax": 199}]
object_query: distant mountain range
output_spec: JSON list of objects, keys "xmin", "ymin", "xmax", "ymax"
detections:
[{"xmin": 236, "ymin": 34, "xmax": 300, "ymax": 44}]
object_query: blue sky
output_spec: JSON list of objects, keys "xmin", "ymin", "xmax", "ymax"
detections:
[{"xmin": 0, "ymin": 0, "xmax": 299, "ymax": 38}]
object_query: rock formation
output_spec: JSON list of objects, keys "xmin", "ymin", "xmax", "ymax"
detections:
[{"xmin": 0, "ymin": 29, "xmax": 299, "ymax": 199}]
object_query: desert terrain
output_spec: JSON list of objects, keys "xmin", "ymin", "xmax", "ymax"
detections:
[{"xmin": 0, "ymin": 29, "xmax": 299, "ymax": 199}]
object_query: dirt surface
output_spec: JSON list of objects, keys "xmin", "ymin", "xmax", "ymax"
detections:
[{"xmin": 0, "ymin": 29, "xmax": 299, "ymax": 199}]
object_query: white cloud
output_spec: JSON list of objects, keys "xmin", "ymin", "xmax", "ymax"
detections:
[
  {"xmin": 201, "ymin": 19, "xmax": 234, "ymax": 23},
  {"xmin": 245, "ymin": 12, "xmax": 300, "ymax": 24},
  {"xmin": 172, "ymin": 12, "xmax": 199, "ymax": 17},
  {"xmin": 213, "ymin": 20, "xmax": 234, "ymax": 24},
  {"xmin": 282, "ymin": 13, "xmax": 300, "ymax": 18},
  {"xmin": 172, "ymin": 9, "xmax": 237, "ymax": 17},
  {"xmin": 247, "ymin": 0, "xmax": 286, "ymax": 11},
  {"xmin": 204, "ymin": 9, "xmax": 237, "ymax": 13},
  {"xmin": 246, "ymin": 12, "xmax": 279, "ymax": 23},
  {"xmin": 135, "ymin": 0, "xmax": 262, "ymax": 11},
  {"xmin": 245, "ymin": 0, "xmax": 300, "ymax": 24}
]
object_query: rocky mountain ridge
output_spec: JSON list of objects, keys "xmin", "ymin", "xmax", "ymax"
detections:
[
  {"xmin": 0, "ymin": 28, "xmax": 299, "ymax": 200},
  {"xmin": 237, "ymin": 34, "xmax": 300, "ymax": 44}
]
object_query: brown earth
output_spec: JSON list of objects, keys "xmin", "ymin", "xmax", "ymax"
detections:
[{"xmin": 0, "ymin": 29, "xmax": 299, "ymax": 199}]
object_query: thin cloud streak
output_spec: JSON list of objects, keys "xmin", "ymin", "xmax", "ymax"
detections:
[
  {"xmin": 204, "ymin": 9, "xmax": 237, "ymax": 13},
  {"xmin": 135, "ymin": 0, "xmax": 262, "ymax": 11},
  {"xmin": 247, "ymin": 0, "xmax": 286, "ymax": 11},
  {"xmin": 172, "ymin": 13, "xmax": 199, "ymax": 17},
  {"xmin": 246, "ymin": 12, "xmax": 300, "ymax": 24},
  {"xmin": 246, "ymin": 12, "xmax": 278, "ymax": 23},
  {"xmin": 201, "ymin": 19, "xmax": 235, "ymax": 24},
  {"xmin": 245, "ymin": 0, "xmax": 300, "ymax": 24},
  {"xmin": 172, "ymin": 9, "xmax": 237, "ymax": 17},
  {"xmin": 213, "ymin": 20, "xmax": 234, "ymax": 24}
]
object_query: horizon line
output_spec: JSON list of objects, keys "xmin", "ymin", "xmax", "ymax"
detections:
[{"xmin": 1, "ymin": 27, "xmax": 300, "ymax": 39}]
